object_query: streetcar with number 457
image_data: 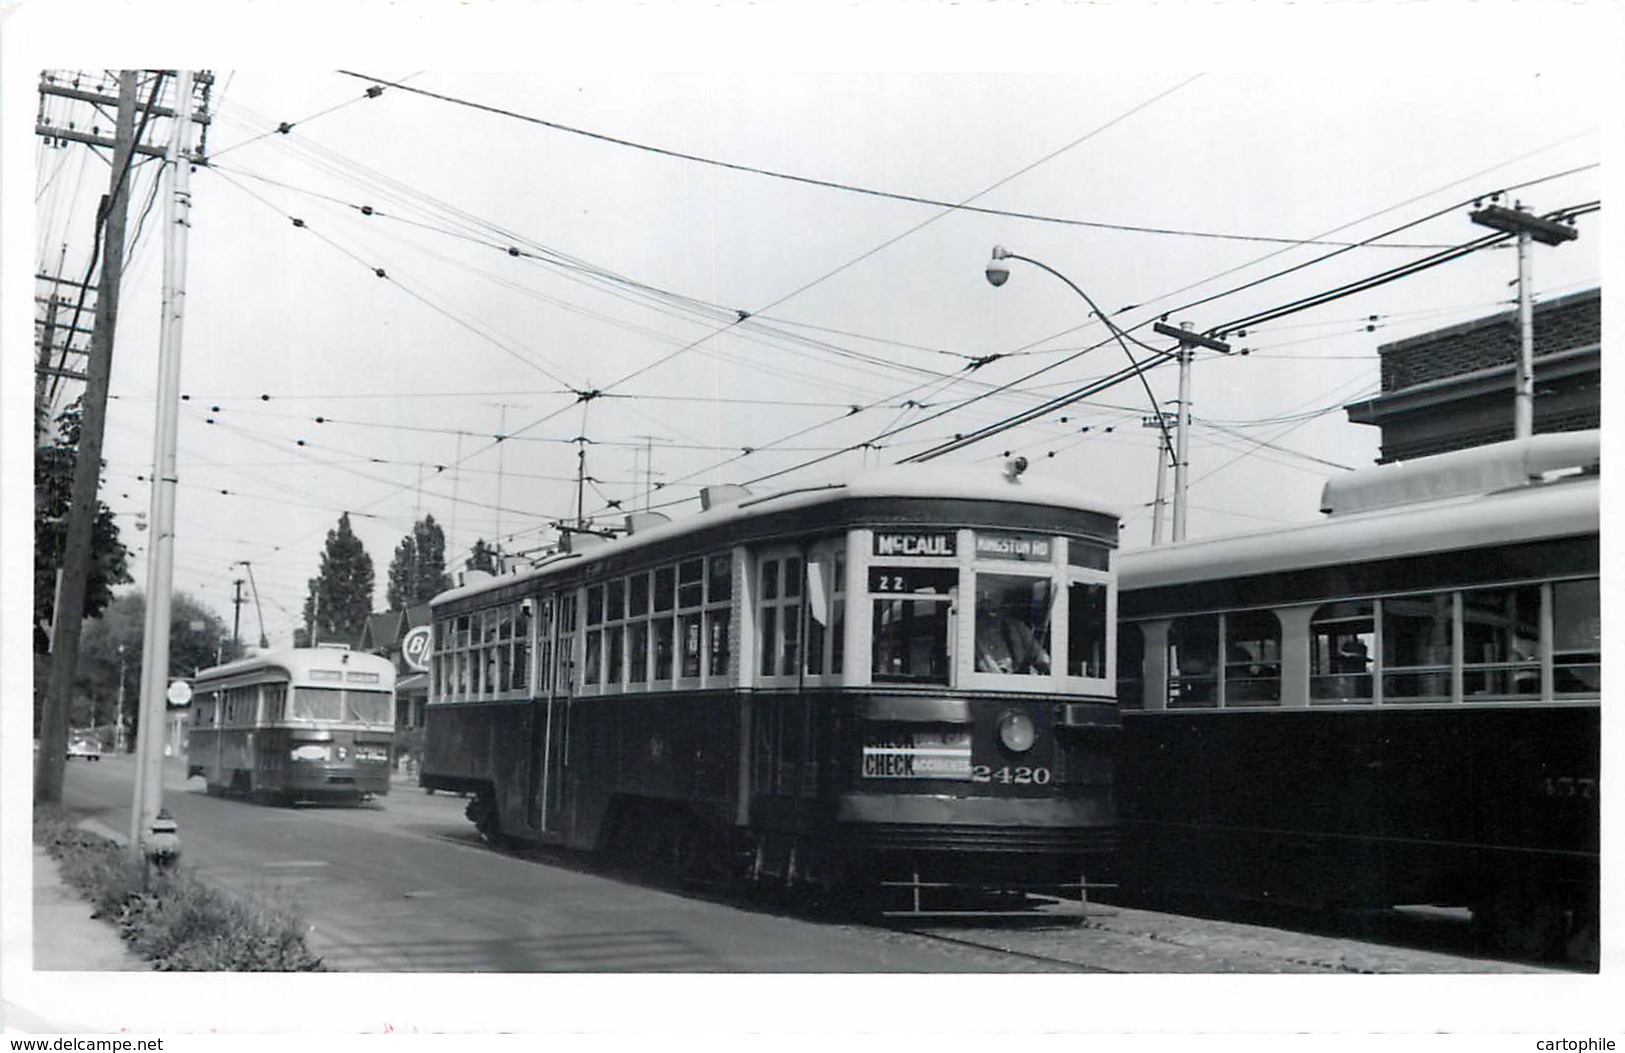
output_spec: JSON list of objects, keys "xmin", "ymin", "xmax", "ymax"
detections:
[{"xmin": 1115, "ymin": 431, "xmax": 1600, "ymax": 964}]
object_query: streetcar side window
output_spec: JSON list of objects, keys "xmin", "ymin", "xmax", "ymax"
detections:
[
  {"xmin": 1311, "ymin": 601, "xmax": 1374, "ymax": 703},
  {"xmin": 556, "ymin": 594, "xmax": 578, "ymax": 694},
  {"xmin": 703, "ymin": 552, "xmax": 732, "ymax": 681},
  {"xmin": 1168, "ymin": 615, "xmax": 1219, "ymax": 708},
  {"xmin": 1382, "ymin": 592, "xmax": 1454, "ymax": 702},
  {"xmin": 1462, "ymin": 585, "xmax": 1541, "ymax": 699},
  {"xmin": 677, "ymin": 559, "xmax": 706, "ymax": 681},
  {"xmin": 1552, "ymin": 578, "xmax": 1601, "ymax": 695},
  {"xmin": 584, "ymin": 585, "xmax": 604, "ymax": 689},
  {"xmin": 1224, "ymin": 610, "xmax": 1281, "ymax": 706},
  {"xmin": 653, "ymin": 569, "xmax": 675, "ymax": 682},
  {"xmin": 265, "ymin": 683, "xmax": 286, "ymax": 722},
  {"xmin": 628, "ymin": 620, "xmax": 649, "ymax": 684},
  {"xmin": 757, "ymin": 554, "xmax": 803, "ymax": 680},
  {"xmin": 535, "ymin": 597, "xmax": 555, "ymax": 693}
]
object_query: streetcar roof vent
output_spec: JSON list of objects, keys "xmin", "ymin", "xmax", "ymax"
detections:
[
  {"xmin": 624, "ymin": 510, "xmax": 671, "ymax": 534},
  {"xmin": 700, "ymin": 483, "xmax": 752, "ymax": 511},
  {"xmin": 457, "ymin": 569, "xmax": 494, "ymax": 587},
  {"xmin": 557, "ymin": 530, "xmax": 609, "ymax": 553},
  {"xmin": 1321, "ymin": 430, "xmax": 1600, "ymax": 516}
]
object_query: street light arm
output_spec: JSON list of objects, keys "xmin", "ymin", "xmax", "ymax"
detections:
[{"xmin": 995, "ymin": 250, "xmax": 1175, "ymax": 466}]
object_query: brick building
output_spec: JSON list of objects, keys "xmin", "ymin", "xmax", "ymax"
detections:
[{"xmin": 1344, "ymin": 288, "xmax": 1600, "ymax": 463}]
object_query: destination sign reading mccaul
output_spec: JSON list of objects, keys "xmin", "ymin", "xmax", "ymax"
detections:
[{"xmin": 873, "ymin": 531, "xmax": 956, "ymax": 557}]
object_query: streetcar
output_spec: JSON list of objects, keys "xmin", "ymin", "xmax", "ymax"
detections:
[
  {"xmin": 1114, "ymin": 430, "xmax": 1600, "ymax": 963},
  {"xmin": 187, "ymin": 646, "xmax": 397, "ymax": 804},
  {"xmin": 421, "ymin": 460, "xmax": 1121, "ymax": 913}
]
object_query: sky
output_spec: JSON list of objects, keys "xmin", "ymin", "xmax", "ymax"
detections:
[
  {"xmin": 10, "ymin": 13, "xmax": 1613, "ymax": 648},
  {"xmin": 3, "ymin": 0, "xmax": 1621, "ymax": 1038}
]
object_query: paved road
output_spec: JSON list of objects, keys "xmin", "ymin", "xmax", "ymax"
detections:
[
  {"xmin": 57, "ymin": 755, "xmax": 1053, "ymax": 971},
  {"xmin": 58, "ymin": 754, "xmax": 1551, "ymax": 974}
]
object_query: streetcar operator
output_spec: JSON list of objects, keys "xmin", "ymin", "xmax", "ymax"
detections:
[{"xmin": 975, "ymin": 592, "xmax": 1051, "ymax": 674}]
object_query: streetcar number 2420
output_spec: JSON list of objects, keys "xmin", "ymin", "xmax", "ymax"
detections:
[{"xmin": 972, "ymin": 765, "xmax": 1051, "ymax": 785}]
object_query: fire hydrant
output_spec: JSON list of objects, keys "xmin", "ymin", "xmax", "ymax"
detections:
[{"xmin": 144, "ymin": 809, "xmax": 181, "ymax": 871}]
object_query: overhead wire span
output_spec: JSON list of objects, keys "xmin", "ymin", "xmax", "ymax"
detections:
[{"xmin": 335, "ymin": 70, "xmax": 1461, "ymax": 251}]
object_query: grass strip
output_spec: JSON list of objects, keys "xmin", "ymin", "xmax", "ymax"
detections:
[{"xmin": 34, "ymin": 807, "xmax": 325, "ymax": 971}]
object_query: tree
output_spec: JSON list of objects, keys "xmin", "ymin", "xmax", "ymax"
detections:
[
  {"xmin": 34, "ymin": 402, "xmax": 132, "ymax": 653},
  {"xmin": 66, "ymin": 591, "xmax": 232, "ymax": 750},
  {"xmin": 303, "ymin": 512, "xmax": 375, "ymax": 646},
  {"xmin": 387, "ymin": 514, "xmax": 451, "ymax": 609},
  {"xmin": 466, "ymin": 538, "xmax": 499, "ymax": 575}
]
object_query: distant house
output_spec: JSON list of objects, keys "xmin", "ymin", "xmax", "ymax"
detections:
[
  {"xmin": 1344, "ymin": 288, "xmax": 1600, "ymax": 461},
  {"xmin": 359, "ymin": 604, "xmax": 432, "ymax": 761}
]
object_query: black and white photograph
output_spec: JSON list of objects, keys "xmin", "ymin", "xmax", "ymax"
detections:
[{"xmin": 2, "ymin": 0, "xmax": 1619, "ymax": 1043}]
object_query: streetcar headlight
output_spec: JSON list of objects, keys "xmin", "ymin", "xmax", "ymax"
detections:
[
  {"xmin": 291, "ymin": 744, "xmax": 332, "ymax": 762},
  {"xmin": 997, "ymin": 711, "xmax": 1036, "ymax": 753}
]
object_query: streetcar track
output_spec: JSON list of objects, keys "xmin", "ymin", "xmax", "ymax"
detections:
[{"xmin": 893, "ymin": 925, "xmax": 1118, "ymax": 972}]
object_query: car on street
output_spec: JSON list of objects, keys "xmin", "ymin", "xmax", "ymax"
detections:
[{"xmin": 67, "ymin": 737, "xmax": 102, "ymax": 761}]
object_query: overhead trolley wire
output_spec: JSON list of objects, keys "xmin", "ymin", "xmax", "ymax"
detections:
[{"xmin": 336, "ymin": 70, "xmax": 1458, "ymax": 251}]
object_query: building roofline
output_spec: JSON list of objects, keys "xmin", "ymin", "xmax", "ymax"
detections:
[{"xmin": 1375, "ymin": 286, "xmax": 1599, "ymax": 356}]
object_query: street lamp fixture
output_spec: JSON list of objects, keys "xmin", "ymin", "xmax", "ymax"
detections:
[
  {"xmin": 985, "ymin": 245, "xmax": 1011, "ymax": 287},
  {"xmin": 982, "ymin": 245, "xmax": 1210, "ymax": 543}
]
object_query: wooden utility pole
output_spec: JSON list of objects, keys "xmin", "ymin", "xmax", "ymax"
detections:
[
  {"xmin": 1469, "ymin": 200, "xmax": 1579, "ymax": 439},
  {"xmin": 36, "ymin": 72, "xmax": 139, "ymax": 804},
  {"xmin": 1152, "ymin": 321, "xmax": 1232, "ymax": 543}
]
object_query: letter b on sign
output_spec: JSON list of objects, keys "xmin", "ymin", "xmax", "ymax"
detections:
[{"xmin": 402, "ymin": 625, "xmax": 432, "ymax": 671}]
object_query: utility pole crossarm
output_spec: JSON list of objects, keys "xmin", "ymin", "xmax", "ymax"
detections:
[
  {"xmin": 1152, "ymin": 322, "xmax": 1233, "ymax": 354},
  {"xmin": 1468, "ymin": 203, "xmax": 1579, "ymax": 246}
]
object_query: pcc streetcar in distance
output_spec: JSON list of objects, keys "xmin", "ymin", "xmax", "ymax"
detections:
[
  {"xmin": 187, "ymin": 646, "xmax": 397, "ymax": 804},
  {"xmin": 421, "ymin": 461, "xmax": 1121, "ymax": 913},
  {"xmin": 1114, "ymin": 431, "xmax": 1600, "ymax": 964}
]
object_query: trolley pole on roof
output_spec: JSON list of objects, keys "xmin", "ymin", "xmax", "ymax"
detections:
[
  {"xmin": 130, "ymin": 70, "xmax": 195, "ymax": 859},
  {"xmin": 1468, "ymin": 199, "xmax": 1578, "ymax": 440},
  {"xmin": 1152, "ymin": 322, "xmax": 1232, "ymax": 543}
]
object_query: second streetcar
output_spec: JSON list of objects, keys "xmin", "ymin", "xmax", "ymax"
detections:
[{"xmin": 187, "ymin": 646, "xmax": 397, "ymax": 804}]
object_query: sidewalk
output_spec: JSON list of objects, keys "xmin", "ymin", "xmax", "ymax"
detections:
[{"xmin": 32, "ymin": 837, "xmax": 149, "ymax": 971}]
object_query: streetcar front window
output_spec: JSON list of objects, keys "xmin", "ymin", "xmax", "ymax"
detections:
[
  {"xmin": 974, "ymin": 574, "xmax": 1053, "ymax": 676},
  {"xmin": 290, "ymin": 687, "xmax": 392, "ymax": 725},
  {"xmin": 872, "ymin": 598, "xmax": 951, "ymax": 683},
  {"xmin": 869, "ymin": 564, "xmax": 956, "ymax": 684}
]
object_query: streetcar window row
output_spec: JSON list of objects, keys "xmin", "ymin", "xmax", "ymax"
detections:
[
  {"xmin": 191, "ymin": 680, "xmax": 396, "ymax": 727},
  {"xmin": 436, "ymin": 600, "xmax": 532, "ymax": 700},
  {"xmin": 583, "ymin": 552, "xmax": 734, "ymax": 689},
  {"xmin": 1120, "ymin": 575, "xmax": 1601, "ymax": 710},
  {"xmin": 431, "ymin": 528, "xmax": 1116, "ymax": 703}
]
